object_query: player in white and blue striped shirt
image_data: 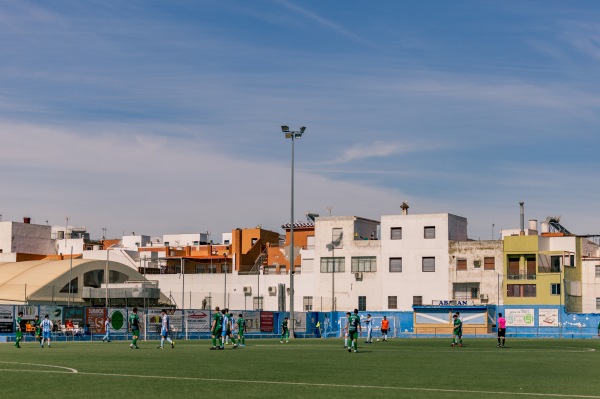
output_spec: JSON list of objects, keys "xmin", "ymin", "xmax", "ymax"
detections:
[{"xmin": 40, "ymin": 314, "xmax": 53, "ymax": 348}]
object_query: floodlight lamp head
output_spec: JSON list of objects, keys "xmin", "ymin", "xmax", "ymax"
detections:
[
  {"xmin": 300, "ymin": 126, "xmax": 306, "ymax": 133},
  {"xmin": 294, "ymin": 133, "xmax": 302, "ymax": 139},
  {"xmin": 285, "ymin": 132, "xmax": 292, "ymax": 139},
  {"xmin": 281, "ymin": 125, "xmax": 290, "ymax": 133}
]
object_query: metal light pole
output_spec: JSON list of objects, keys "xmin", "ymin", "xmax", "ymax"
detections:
[
  {"xmin": 105, "ymin": 243, "xmax": 118, "ymax": 309},
  {"xmin": 282, "ymin": 125, "xmax": 306, "ymax": 339},
  {"xmin": 223, "ymin": 252, "xmax": 228, "ymax": 308},
  {"xmin": 68, "ymin": 246, "xmax": 73, "ymax": 306}
]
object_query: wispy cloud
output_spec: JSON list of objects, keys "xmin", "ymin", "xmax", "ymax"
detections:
[
  {"xmin": 276, "ymin": 0, "xmax": 373, "ymax": 47},
  {"xmin": 327, "ymin": 140, "xmax": 446, "ymax": 164}
]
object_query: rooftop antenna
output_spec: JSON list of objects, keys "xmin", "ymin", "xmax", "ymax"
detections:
[{"xmin": 326, "ymin": 206, "xmax": 333, "ymax": 216}]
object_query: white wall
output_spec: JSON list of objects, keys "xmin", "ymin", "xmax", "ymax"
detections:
[
  {"xmin": 380, "ymin": 213, "xmax": 453, "ymax": 310},
  {"xmin": 163, "ymin": 233, "xmax": 208, "ymax": 247},
  {"xmin": 122, "ymin": 235, "xmax": 151, "ymax": 250},
  {"xmin": 581, "ymin": 259, "xmax": 600, "ymax": 313}
]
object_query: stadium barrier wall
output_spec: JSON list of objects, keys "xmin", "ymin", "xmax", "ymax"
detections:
[{"xmin": 1, "ymin": 305, "xmax": 599, "ymax": 341}]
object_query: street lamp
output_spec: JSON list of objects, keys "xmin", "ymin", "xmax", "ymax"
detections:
[
  {"xmin": 223, "ymin": 252, "xmax": 228, "ymax": 308},
  {"xmin": 281, "ymin": 125, "xmax": 306, "ymax": 339},
  {"xmin": 105, "ymin": 243, "xmax": 119, "ymax": 308}
]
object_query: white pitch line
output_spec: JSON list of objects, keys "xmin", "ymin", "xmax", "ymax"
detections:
[
  {"xmin": 0, "ymin": 367, "xmax": 599, "ymax": 398},
  {"xmin": 0, "ymin": 361, "xmax": 78, "ymax": 373}
]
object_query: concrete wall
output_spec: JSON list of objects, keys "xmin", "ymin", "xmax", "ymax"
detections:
[
  {"xmin": 0, "ymin": 222, "xmax": 53, "ymax": 255},
  {"xmin": 449, "ymin": 240, "xmax": 504, "ymax": 305}
]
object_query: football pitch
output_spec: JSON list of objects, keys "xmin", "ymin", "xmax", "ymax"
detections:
[{"xmin": 1, "ymin": 338, "xmax": 598, "ymax": 399}]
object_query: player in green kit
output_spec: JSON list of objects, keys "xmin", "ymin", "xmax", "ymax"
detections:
[
  {"xmin": 280, "ymin": 317, "xmax": 289, "ymax": 343},
  {"xmin": 236, "ymin": 314, "xmax": 246, "ymax": 347},
  {"xmin": 347, "ymin": 309, "xmax": 362, "ymax": 353},
  {"xmin": 128, "ymin": 307, "xmax": 141, "ymax": 349},
  {"xmin": 34, "ymin": 315, "xmax": 42, "ymax": 345},
  {"xmin": 451, "ymin": 313, "xmax": 463, "ymax": 347},
  {"xmin": 210, "ymin": 306, "xmax": 222, "ymax": 350},
  {"xmin": 15, "ymin": 311, "xmax": 24, "ymax": 348}
]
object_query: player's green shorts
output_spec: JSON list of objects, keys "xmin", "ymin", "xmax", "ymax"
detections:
[
  {"xmin": 348, "ymin": 331, "xmax": 358, "ymax": 340},
  {"xmin": 131, "ymin": 329, "xmax": 140, "ymax": 336},
  {"xmin": 238, "ymin": 329, "xmax": 244, "ymax": 336},
  {"xmin": 16, "ymin": 331, "xmax": 23, "ymax": 339},
  {"xmin": 212, "ymin": 327, "xmax": 222, "ymax": 336}
]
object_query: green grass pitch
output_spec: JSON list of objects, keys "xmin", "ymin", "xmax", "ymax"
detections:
[{"xmin": 1, "ymin": 338, "xmax": 599, "ymax": 398}]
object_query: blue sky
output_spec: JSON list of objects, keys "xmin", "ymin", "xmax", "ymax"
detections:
[{"xmin": 1, "ymin": 0, "xmax": 600, "ymax": 240}]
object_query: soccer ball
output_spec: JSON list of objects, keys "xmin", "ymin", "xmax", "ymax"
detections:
[{"xmin": 376, "ymin": 338, "xmax": 380, "ymax": 342}]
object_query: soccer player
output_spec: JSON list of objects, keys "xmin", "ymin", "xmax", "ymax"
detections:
[
  {"xmin": 280, "ymin": 317, "xmax": 289, "ymax": 343},
  {"xmin": 40, "ymin": 314, "xmax": 53, "ymax": 348},
  {"xmin": 364, "ymin": 314, "xmax": 373, "ymax": 343},
  {"xmin": 220, "ymin": 309, "xmax": 230, "ymax": 349},
  {"xmin": 236, "ymin": 313, "xmax": 246, "ymax": 347},
  {"xmin": 497, "ymin": 312, "xmax": 506, "ymax": 348},
  {"xmin": 15, "ymin": 311, "xmax": 24, "ymax": 348},
  {"xmin": 343, "ymin": 312, "xmax": 351, "ymax": 348},
  {"xmin": 210, "ymin": 306, "xmax": 222, "ymax": 350},
  {"xmin": 158, "ymin": 309, "xmax": 175, "ymax": 349},
  {"xmin": 347, "ymin": 309, "xmax": 361, "ymax": 353},
  {"xmin": 381, "ymin": 316, "xmax": 389, "ymax": 341},
  {"xmin": 226, "ymin": 311, "xmax": 237, "ymax": 347},
  {"xmin": 34, "ymin": 315, "xmax": 42, "ymax": 345},
  {"xmin": 451, "ymin": 313, "xmax": 463, "ymax": 347},
  {"xmin": 102, "ymin": 317, "xmax": 111, "ymax": 342},
  {"xmin": 128, "ymin": 307, "xmax": 141, "ymax": 349}
]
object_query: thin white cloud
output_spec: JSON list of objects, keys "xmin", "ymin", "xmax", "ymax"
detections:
[
  {"xmin": 328, "ymin": 140, "xmax": 446, "ymax": 165},
  {"xmin": 276, "ymin": 0, "xmax": 373, "ymax": 47}
]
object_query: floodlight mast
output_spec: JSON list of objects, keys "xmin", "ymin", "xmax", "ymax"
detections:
[{"xmin": 282, "ymin": 125, "xmax": 305, "ymax": 339}]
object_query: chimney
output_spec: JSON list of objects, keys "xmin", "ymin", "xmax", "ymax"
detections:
[
  {"xmin": 23, "ymin": 217, "xmax": 31, "ymax": 224},
  {"xmin": 400, "ymin": 202, "xmax": 409, "ymax": 216},
  {"xmin": 519, "ymin": 202, "xmax": 525, "ymax": 236}
]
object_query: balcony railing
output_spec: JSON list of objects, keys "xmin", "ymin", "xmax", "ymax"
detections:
[{"xmin": 507, "ymin": 274, "xmax": 537, "ymax": 280}]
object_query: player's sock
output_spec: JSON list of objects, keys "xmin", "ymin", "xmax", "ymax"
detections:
[
  {"xmin": 344, "ymin": 338, "xmax": 348, "ymax": 347},
  {"xmin": 231, "ymin": 337, "xmax": 236, "ymax": 345},
  {"xmin": 212, "ymin": 337, "xmax": 216, "ymax": 347},
  {"xmin": 133, "ymin": 338, "xmax": 138, "ymax": 346},
  {"xmin": 167, "ymin": 337, "xmax": 173, "ymax": 344},
  {"xmin": 160, "ymin": 338, "xmax": 164, "ymax": 347},
  {"xmin": 502, "ymin": 338, "xmax": 505, "ymax": 346},
  {"xmin": 497, "ymin": 338, "xmax": 501, "ymax": 345}
]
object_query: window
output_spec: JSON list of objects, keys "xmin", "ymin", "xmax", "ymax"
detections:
[
  {"xmin": 539, "ymin": 254, "xmax": 561, "ymax": 273},
  {"xmin": 164, "ymin": 241, "xmax": 170, "ymax": 246},
  {"xmin": 550, "ymin": 256, "xmax": 561, "ymax": 273},
  {"xmin": 474, "ymin": 260, "xmax": 481, "ymax": 268},
  {"xmin": 388, "ymin": 296, "xmax": 398, "ymax": 309},
  {"xmin": 484, "ymin": 257, "xmax": 495, "ymax": 270},
  {"xmin": 390, "ymin": 227, "xmax": 402, "ymax": 240},
  {"xmin": 551, "ymin": 283, "xmax": 561, "ymax": 295},
  {"xmin": 320, "ymin": 257, "xmax": 345, "ymax": 273},
  {"xmin": 597, "ymin": 297, "xmax": 600, "ymax": 310},
  {"xmin": 424, "ymin": 226, "xmax": 436, "ymax": 239},
  {"xmin": 526, "ymin": 257, "xmax": 536, "ymax": 279},
  {"xmin": 457, "ymin": 259, "xmax": 467, "ymax": 271},
  {"xmin": 389, "ymin": 258, "xmax": 402, "ymax": 272},
  {"xmin": 507, "ymin": 284, "xmax": 536, "ymax": 297},
  {"xmin": 596, "ymin": 265, "xmax": 600, "ymax": 278},
  {"xmin": 413, "ymin": 296, "xmax": 423, "ymax": 306},
  {"xmin": 60, "ymin": 277, "xmax": 78, "ymax": 294},
  {"xmin": 303, "ymin": 296, "xmax": 313, "ymax": 311},
  {"xmin": 358, "ymin": 296, "xmax": 367, "ymax": 311},
  {"xmin": 351, "ymin": 256, "xmax": 377, "ymax": 272},
  {"xmin": 193, "ymin": 241, "xmax": 199, "ymax": 245},
  {"xmin": 332, "ymin": 228, "xmax": 343, "ymax": 249},
  {"xmin": 422, "ymin": 257, "xmax": 435, "ymax": 272},
  {"xmin": 508, "ymin": 258, "xmax": 520, "ymax": 277},
  {"xmin": 453, "ymin": 283, "xmax": 480, "ymax": 300},
  {"xmin": 253, "ymin": 296, "xmax": 263, "ymax": 310}
]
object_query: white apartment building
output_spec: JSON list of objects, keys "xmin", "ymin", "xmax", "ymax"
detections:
[
  {"xmin": 163, "ymin": 233, "xmax": 208, "ymax": 247},
  {"xmin": 0, "ymin": 220, "xmax": 54, "ymax": 261}
]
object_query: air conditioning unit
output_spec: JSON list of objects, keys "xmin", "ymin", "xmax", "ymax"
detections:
[
  {"xmin": 479, "ymin": 294, "xmax": 488, "ymax": 300},
  {"xmin": 243, "ymin": 286, "xmax": 252, "ymax": 295},
  {"xmin": 354, "ymin": 272, "xmax": 363, "ymax": 281},
  {"xmin": 268, "ymin": 286, "xmax": 277, "ymax": 296}
]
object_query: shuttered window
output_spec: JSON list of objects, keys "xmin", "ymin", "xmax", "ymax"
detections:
[
  {"xmin": 390, "ymin": 227, "xmax": 402, "ymax": 240},
  {"xmin": 484, "ymin": 257, "xmax": 495, "ymax": 270},
  {"xmin": 424, "ymin": 226, "xmax": 435, "ymax": 239},
  {"xmin": 422, "ymin": 257, "xmax": 435, "ymax": 272},
  {"xmin": 457, "ymin": 259, "xmax": 467, "ymax": 271},
  {"xmin": 389, "ymin": 258, "xmax": 402, "ymax": 272}
]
